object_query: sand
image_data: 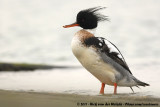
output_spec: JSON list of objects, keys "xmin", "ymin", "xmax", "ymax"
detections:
[{"xmin": 0, "ymin": 90, "xmax": 159, "ymax": 107}]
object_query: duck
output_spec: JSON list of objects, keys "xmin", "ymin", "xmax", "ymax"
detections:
[{"xmin": 63, "ymin": 6, "xmax": 149, "ymax": 94}]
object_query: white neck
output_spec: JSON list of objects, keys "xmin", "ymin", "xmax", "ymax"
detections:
[{"xmin": 86, "ymin": 28, "xmax": 96, "ymax": 35}]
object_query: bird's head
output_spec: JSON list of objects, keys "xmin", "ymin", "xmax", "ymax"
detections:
[{"xmin": 63, "ymin": 6, "xmax": 108, "ymax": 29}]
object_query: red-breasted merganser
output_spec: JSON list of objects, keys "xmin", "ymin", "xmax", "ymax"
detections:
[{"xmin": 63, "ymin": 7, "xmax": 149, "ymax": 94}]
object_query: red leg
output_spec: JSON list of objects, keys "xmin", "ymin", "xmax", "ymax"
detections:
[
  {"xmin": 114, "ymin": 83, "xmax": 117, "ymax": 94},
  {"xmin": 100, "ymin": 83, "xmax": 105, "ymax": 94}
]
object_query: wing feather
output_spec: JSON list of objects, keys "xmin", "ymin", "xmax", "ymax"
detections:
[{"xmin": 84, "ymin": 37, "xmax": 132, "ymax": 74}]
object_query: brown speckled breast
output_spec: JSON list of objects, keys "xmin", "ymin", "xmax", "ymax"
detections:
[{"xmin": 75, "ymin": 29, "xmax": 94, "ymax": 43}]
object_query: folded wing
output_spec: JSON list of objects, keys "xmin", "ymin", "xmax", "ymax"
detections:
[{"xmin": 84, "ymin": 37, "xmax": 132, "ymax": 74}]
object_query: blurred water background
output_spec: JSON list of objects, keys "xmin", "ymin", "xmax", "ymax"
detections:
[{"xmin": 0, "ymin": 0, "xmax": 160, "ymax": 97}]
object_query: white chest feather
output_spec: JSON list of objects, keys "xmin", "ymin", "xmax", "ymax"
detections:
[
  {"xmin": 71, "ymin": 36, "xmax": 98, "ymax": 65},
  {"xmin": 71, "ymin": 36, "xmax": 116, "ymax": 85}
]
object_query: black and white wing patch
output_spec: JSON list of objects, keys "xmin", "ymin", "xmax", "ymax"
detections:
[{"xmin": 84, "ymin": 37, "xmax": 132, "ymax": 74}]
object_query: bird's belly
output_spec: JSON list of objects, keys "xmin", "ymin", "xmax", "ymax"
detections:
[{"xmin": 71, "ymin": 40, "xmax": 116, "ymax": 85}]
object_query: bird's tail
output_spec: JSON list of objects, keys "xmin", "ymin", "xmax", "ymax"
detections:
[
  {"xmin": 133, "ymin": 78, "xmax": 149, "ymax": 87},
  {"xmin": 137, "ymin": 80, "xmax": 149, "ymax": 87}
]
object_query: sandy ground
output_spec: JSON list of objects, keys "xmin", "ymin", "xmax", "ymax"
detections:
[{"xmin": 0, "ymin": 90, "xmax": 159, "ymax": 107}]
